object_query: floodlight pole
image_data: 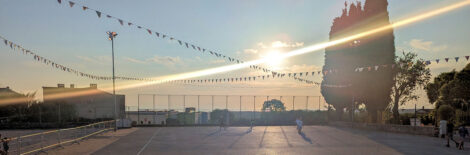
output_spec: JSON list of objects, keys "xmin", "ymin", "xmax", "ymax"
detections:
[{"xmin": 108, "ymin": 31, "xmax": 118, "ymax": 132}]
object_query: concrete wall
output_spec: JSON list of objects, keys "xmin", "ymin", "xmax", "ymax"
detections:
[{"xmin": 329, "ymin": 122, "xmax": 435, "ymax": 136}]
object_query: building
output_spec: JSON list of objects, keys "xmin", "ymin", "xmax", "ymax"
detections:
[
  {"xmin": 126, "ymin": 111, "xmax": 167, "ymax": 125},
  {"xmin": 0, "ymin": 86, "xmax": 29, "ymax": 105},
  {"xmin": 42, "ymin": 84, "xmax": 125, "ymax": 120}
]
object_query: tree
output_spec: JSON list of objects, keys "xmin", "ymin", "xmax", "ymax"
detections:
[
  {"xmin": 262, "ymin": 99, "xmax": 286, "ymax": 112},
  {"xmin": 437, "ymin": 104, "xmax": 454, "ymax": 121},
  {"xmin": 425, "ymin": 71, "xmax": 456, "ymax": 104},
  {"xmin": 389, "ymin": 52, "xmax": 431, "ymax": 123},
  {"xmin": 322, "ymin": 0, "xmax": 396, "ymax": 122}
]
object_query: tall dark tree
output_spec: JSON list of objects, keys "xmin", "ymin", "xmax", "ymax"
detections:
[{"xmin": 322, "ymin": 0, "xmax": 396, "ymax": 122}]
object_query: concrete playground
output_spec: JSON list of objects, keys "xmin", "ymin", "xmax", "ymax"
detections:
[{"xmin": 68, "ymin": 125, "xmax": 468, "ymax": 155}]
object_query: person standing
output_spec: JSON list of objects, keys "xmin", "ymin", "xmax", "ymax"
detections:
[
  {"xmin": 439, "ymin": 119, "xmax": 447, "ymax": 138},
  {"xmin": 446, "ymin": 121, "xmax": 456, "ymax": 147},
  {"xmin": 296, "ymin": 117, "xmax": 303, "ymax": 134}
]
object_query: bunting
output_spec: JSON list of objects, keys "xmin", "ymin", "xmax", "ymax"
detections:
[{"xmin": 53, "ymin": 0, "xmax": 315, "ymax": 84}]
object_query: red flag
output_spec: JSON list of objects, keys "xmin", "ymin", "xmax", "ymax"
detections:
[
  {"xmin": 82, "ymin": 6, "xmax": 87, "ymax": 11},
  {"xmin": 147, "ymin": 29, "xmax": 152, "ymax": 34}
]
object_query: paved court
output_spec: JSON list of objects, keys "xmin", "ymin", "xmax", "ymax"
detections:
[{"xmin": 92, "ymin": 126, "xmax": 469, "ymax": 155}]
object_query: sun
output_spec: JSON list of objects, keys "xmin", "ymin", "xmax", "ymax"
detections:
[{"xmin": 262, "ymin": 50, "xmax": 284, "ymax": 69}]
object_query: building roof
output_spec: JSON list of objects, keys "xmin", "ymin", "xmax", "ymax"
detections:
[
  {"xmin": 0, "ymin": 87, "xmax": 28, "ymax": 105},
  {"xmin": 42, "ymin": 84, "xmax": 124, "ymax": 101}
]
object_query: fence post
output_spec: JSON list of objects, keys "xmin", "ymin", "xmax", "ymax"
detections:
[
  {"xmin": 211, "ymin": 95, "xmax": 214, "ymax": 112},
  {"xmin": 318, "ymin": 96, "xmax": 320, "ymax": 111},
  {"xmin": 57, "ymin": 129, "xmax": 62, "ymax": 147},
  {"xmin": 138, "ymin": 94, "xmax": 140, "ymax": 125},
  {"xmin": 183, "ymin": 95, "xmax": 186, "ymax": 125},
  {"xmin": 239, "ymin": 96, "xmax": 242, "ymax": 120},
  {"xmin": 306, "ymin": 96, "xmax": 309, "ymax": 111},
  {"xmin": 17, "ymin": 136, "xmax": 21, "ymax": 155},
  {"xmin": 40, "ymin": 132, "xmax": 45, "ymax": 152},
  {"xmin": 292, "ymin": 96, "xmax": 295, "ymax": 111},
  {"xmin": 253, "ymin": 96, "xmax": 255, "ymax": 120}
]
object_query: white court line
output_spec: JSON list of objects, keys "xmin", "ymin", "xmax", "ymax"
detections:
[{"xmin": 136, "ymin": 128, "xmax": 162, "ymax": 155}]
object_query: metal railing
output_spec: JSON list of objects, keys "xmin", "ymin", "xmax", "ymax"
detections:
[{"xmin": 5, "ymin": 120, "xmax": 115, "ymax": 155}]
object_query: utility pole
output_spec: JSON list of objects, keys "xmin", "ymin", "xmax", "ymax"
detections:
[{"xmin": 107, "ymin": 31, "xmax": 118, "ymax": 132}]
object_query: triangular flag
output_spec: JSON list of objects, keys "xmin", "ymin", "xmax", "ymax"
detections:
[
  {"xmin": 57, "ymin": 0, "xmax": 61, "ymax": 4},
  {"xmin": 68, "ymin": 1, "xmax": 75, "ymax": 7},
  {"xmin": 137, "ymin": 26, "xmax": 142, "ymax": 29},
  {"xmin": 425, "ymin": 60, "xmax": 431, "ymax": 65},
  {"xmin": 178, "ymin": 40, "xmax": 182, "ymax": 45},
  {"xmin": 435, "ymin": 59, "xmax": 440, "ymax": 64},
  {"xmin": 106, "ymin": 15, "xmax": 112, "ymax": 18},
  {"xmin": 3, "ymin": 39, "xmax": 6, "ymax": 46},
  {"xmin": 465, "ymin": 56, "xmax": 469, "ymax": 61},
  {"xmin": 118, "ymin": 19, "xmax": 123, "ymax": 25},
  {"xmin": 82, "ymin": 6, "xmax": 88, "ymax": 11},
  {"xmin": 445, "ymin": 58, "xmax": 449, "ymax": 62},
  {"xmin": 147, "ymin": 29, "xmax": 152, "ymax": 34},
  {"xmin": 455, "ymin": 57, "xmax": 459, "ymax": 62},
  {"xmin": 311, "ymin": 72, "xmax": 315, "ymax": 75},
  {"xmin": 156, "ymin": 32, "xmax": 160, "ymax": 37},
  {"xmin": 128, "ymin": 22, "xmax": 132, "ymax": 26},
  {"xmin": 185, "ymin": 43, "xmax": 189, "ymax": 48},
  {"xmin": 96, "ymin": 11, "xmax": 102, "ymax": 18}
]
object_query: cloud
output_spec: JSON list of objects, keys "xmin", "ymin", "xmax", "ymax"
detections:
[
  {"xmin": 243, "ymin": 49, "xmax": 258, "ymax": 54},
  {"xmin": 76, "ymin": 55, "xmax": 110, "ymax": 65},
  {"xmin": 409, "ymin": 39, "xmax": 447, "ymax": 52},
  {"xmin": 209, "ymin": 59, "xmax": 226, "ymax": 64},
  {"xmin": 123, "ymin": 57, "xmax": 147, "ymax": 64},
  {"xmin": 147, "ymin": 55, "xmax": 182, "ymax": 66},
  {"xmin": 283, "ymin": 64, "xmax": 321, "ymax": 72},
  {"xmin": 271, "ymin": 41, "xmax": 304, "ymax": 48},
  {"xmin": 257, "ymin": 41, "xmax": 304, "ymax": 49}
]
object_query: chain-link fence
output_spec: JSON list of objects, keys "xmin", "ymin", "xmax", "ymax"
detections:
[
  {"xmin": 127, "ymin": 95, "xmax": 328, "ymax": 126},
  {"xmin": 3, "ymin": 120, "xmax": 114, "ymax": 155}
]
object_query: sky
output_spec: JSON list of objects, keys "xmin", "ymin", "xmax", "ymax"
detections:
[{"xmin": 1, "ymin": 0, "xmax": 469, "ymax": 111}]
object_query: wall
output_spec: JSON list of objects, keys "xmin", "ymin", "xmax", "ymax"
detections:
[{"xmin": 329, "ymin": 122, "xmax": 435, "ymax": 136}]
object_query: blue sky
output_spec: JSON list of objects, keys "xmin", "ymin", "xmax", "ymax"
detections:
[{"xmin": 1, "ymin": 0, "xmax": 469, "ymax": 110}]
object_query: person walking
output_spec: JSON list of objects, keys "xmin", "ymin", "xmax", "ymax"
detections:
[
  {"xmin": 457, "ymin": 125, "xmax": 468, "ymax": 150},
  {"xmin": 446, "ymin": 120, "xmax": 456, "ymax": 147},
  {"xmin": 296, "ymin": 117, "xmax": 303, "ymax": 134}
]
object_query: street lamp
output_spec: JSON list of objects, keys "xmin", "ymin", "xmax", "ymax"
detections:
[{"xmin": 107, "ymin": 31, "xmax": 118, "ymax": 132}]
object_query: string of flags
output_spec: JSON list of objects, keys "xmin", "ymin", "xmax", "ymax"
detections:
[
  {"xmin": 1, "ymin": 35, "xmax": 149, "ymax": 81},
  {"xmin": 54, "ymin": 0, "xmax": 315, "ymax": 84},
  {"xmin": 1, "ymin": 35, "xmax": 321, "ymax": 85},
  {"xmin": 349, "ymin": 56, "xmax": 470, "ymax": 73}
]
